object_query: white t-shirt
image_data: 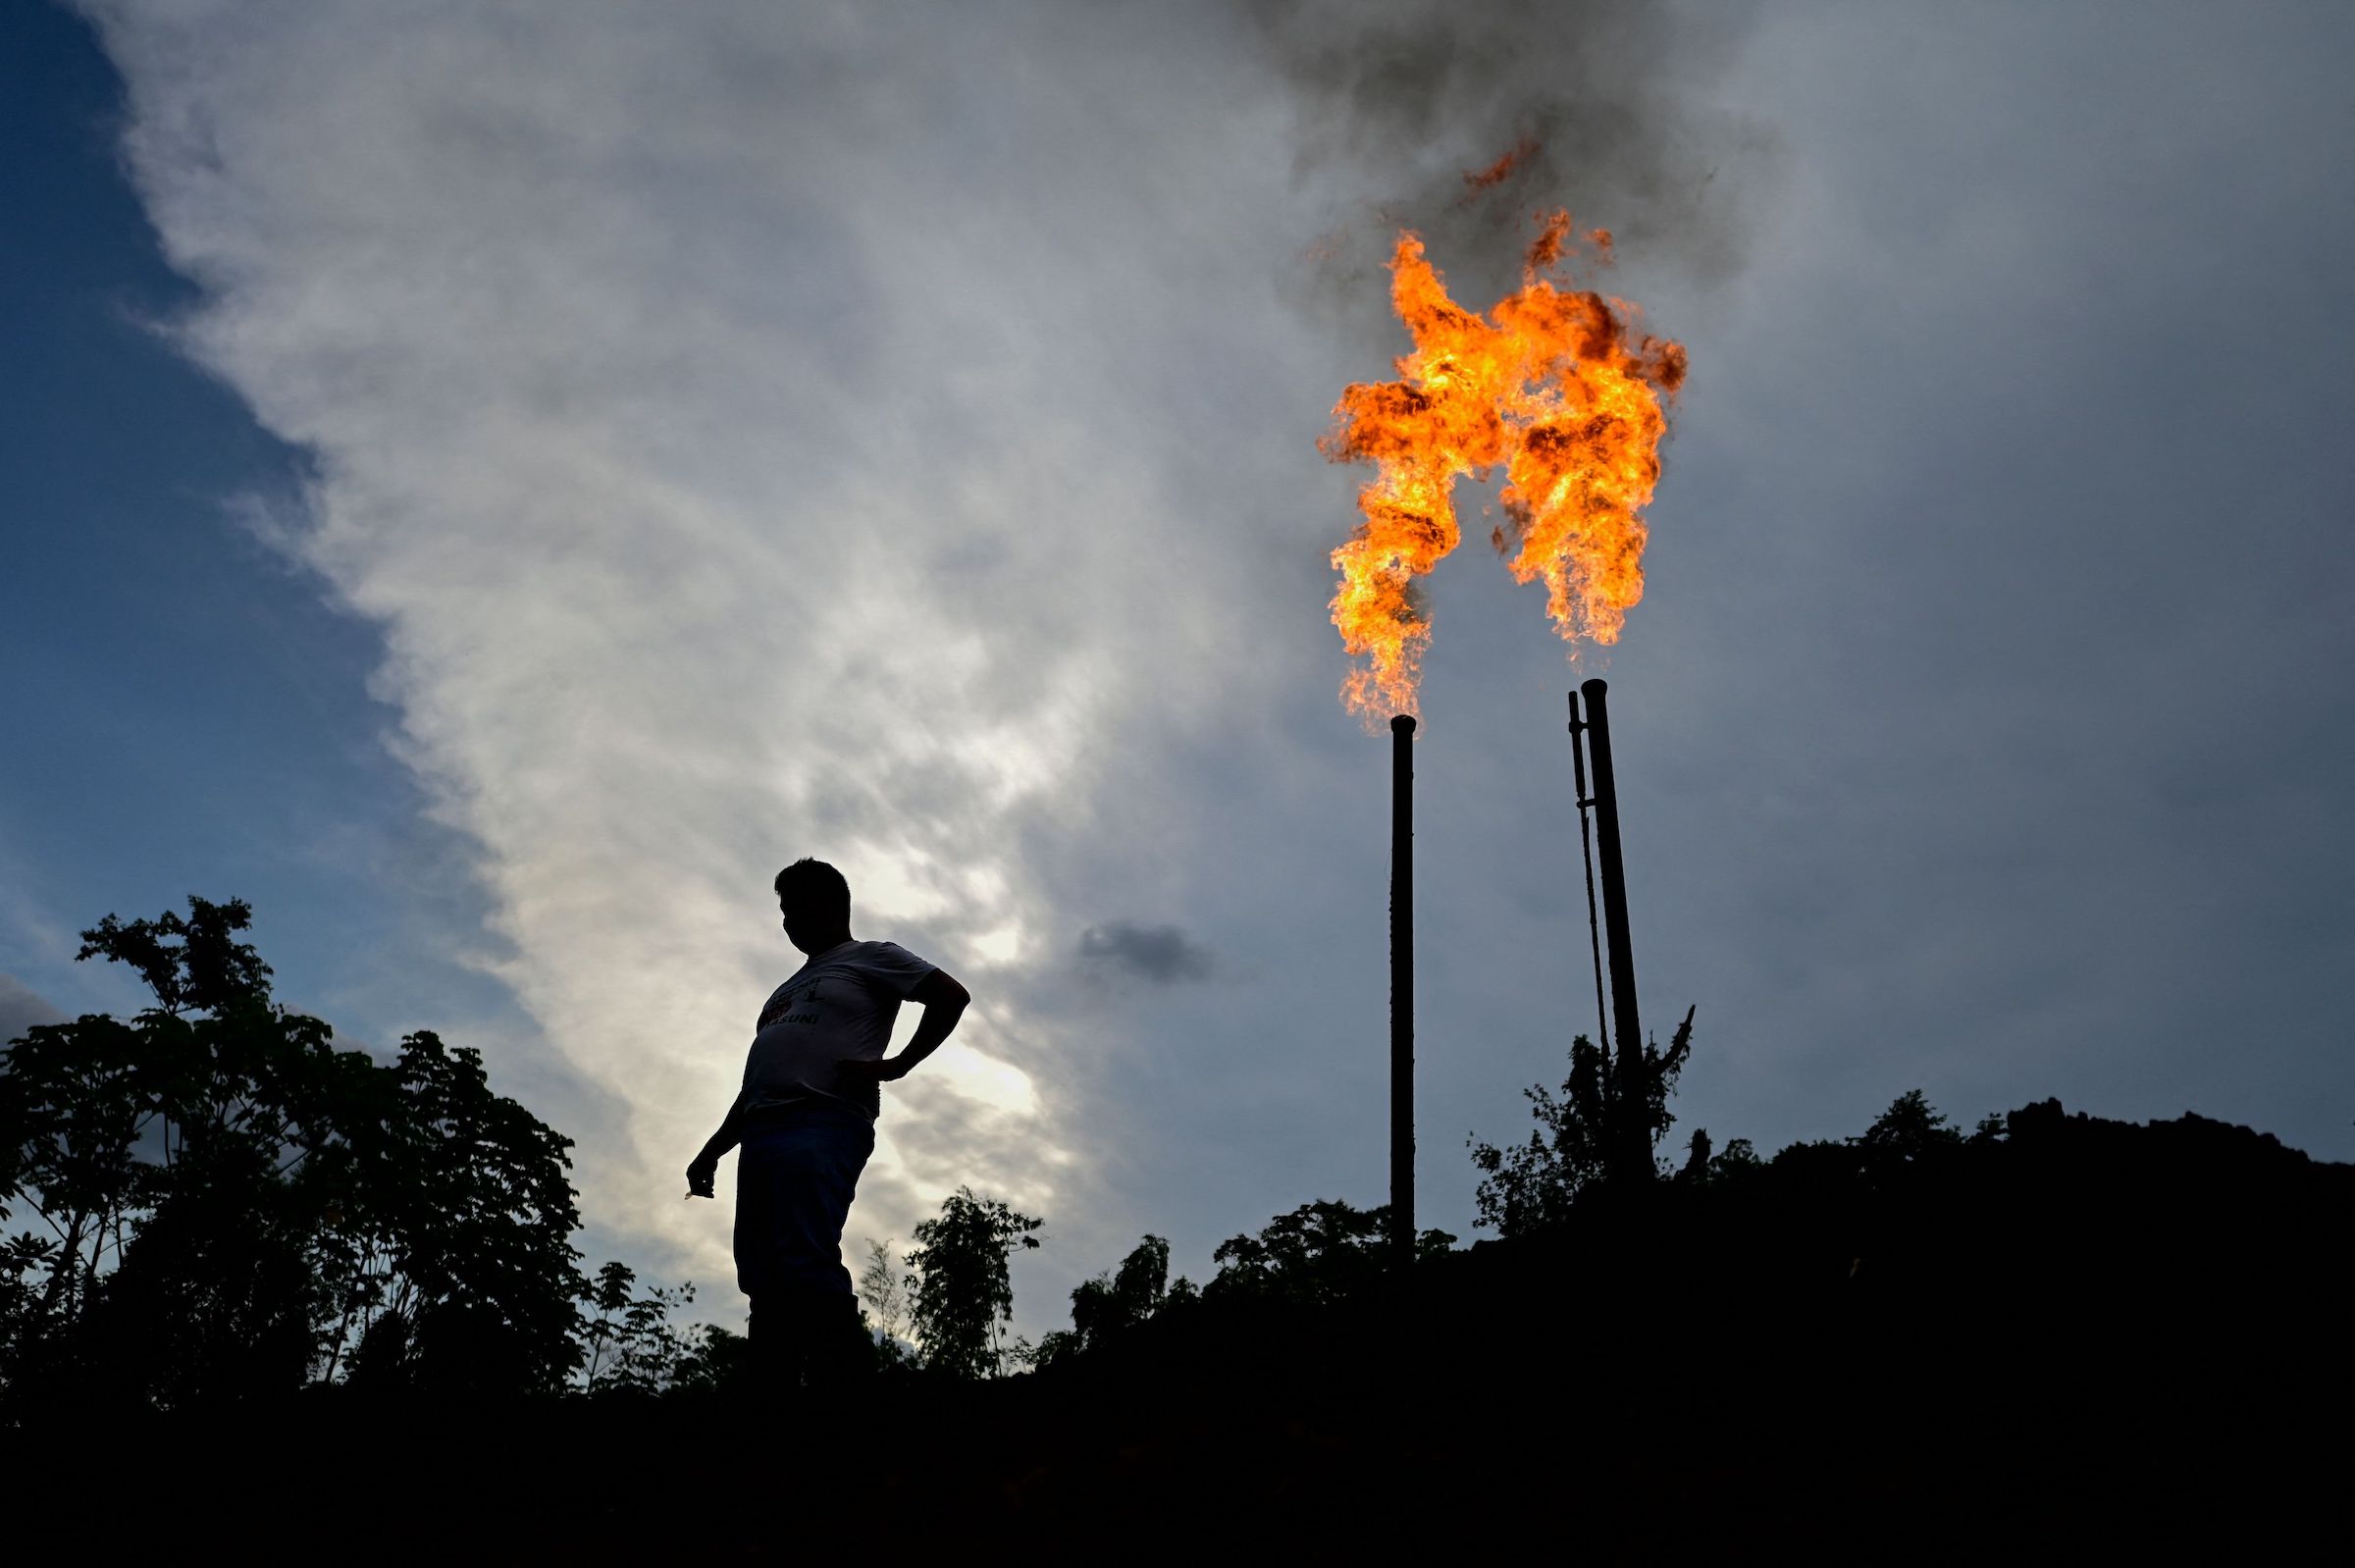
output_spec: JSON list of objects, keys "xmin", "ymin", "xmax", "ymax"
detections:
[{"xmin": 742, "ymin": 939, "xmax": 937, "ymax": 1121}]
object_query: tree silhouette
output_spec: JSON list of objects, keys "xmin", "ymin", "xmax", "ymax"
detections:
[
  {"xmin": 340, "ymin": 1030, "xmax": 585, "ymax": 1395},
  {"xmin": 1468, "ymin": 1007, "xmax": 1698, "ymax": 1235},
  {"xmin": 0, "ymin": 898, "xmax": 591, "ymax": 1406},
  {"xmin": 1077, "ymin": 1233, "xmax": 1170, "ymax": 1340},
  {"xmin": 1032, "ymin": 1232, "xmax": 1177, "ymax": 1369},
  {"xmin": 905, "ymin": 1185, "xmax": 1041, "ymax": 1379},
  {"xmin": 857, "ymin": 1237, "xmax": 914, "ymax": 1368},
  {"xmin": 1206, "ymin": 1199, "xmax": 1453, "ymax": 1308},
  {"xmin": 668, "ymin": 1323, "xmax": 751, "ymax": 1392},
  {"xmin": 581, "ymin": 1260, "xmax": 700, "ymax": 1392},
  {"xmin": 2, "ymin": 897, "xmax": 345, "ymax": 1403},
  {"xmin": 1856, "ymin": 1088, "xmax": 1963, "ymax": 1173}
]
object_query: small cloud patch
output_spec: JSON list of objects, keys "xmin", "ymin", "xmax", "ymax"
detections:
[{"xmin": 1076, "ymin": 921, "xmax": 1216, "ymax": 986}]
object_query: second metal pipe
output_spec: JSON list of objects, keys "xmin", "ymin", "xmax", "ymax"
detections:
[{"xmin": 1389, "ymin": 711, "xmax": 1415, "ymax": 1267}]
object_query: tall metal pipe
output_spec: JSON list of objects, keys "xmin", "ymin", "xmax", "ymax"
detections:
[
  {"xmin": 1567, "ymin": 690, "xmax": 1608, "ymax": 1055},
  {"xmin": 1389, "ymin": 712, "xmax": 1416, "ymax": 1268},
  {"xmin": 1577, "ymin": 678, "xmax": 1646, "ymax": 1179}
]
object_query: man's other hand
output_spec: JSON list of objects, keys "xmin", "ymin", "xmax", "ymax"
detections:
[
  {"xmin": 837, "ymin": 1056, "xmax": 908, "ymax": 1085},
  {"xmin": 686, "ymin": 1156, "xmax": 717, "ymax": 1199}
]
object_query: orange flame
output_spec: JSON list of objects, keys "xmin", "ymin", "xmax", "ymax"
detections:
[
  {"xmin": 1460, "ymin": 134, "xmax": 1539, "ymax": 197},
  {"xmin": 1322, "ymin": 212, "xmax": 1685, "ymax": 721}
]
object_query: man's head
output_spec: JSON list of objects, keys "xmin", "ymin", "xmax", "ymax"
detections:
[{"xmin": 773, "ymin": 858, "xmax": 853, "ymax": 954}]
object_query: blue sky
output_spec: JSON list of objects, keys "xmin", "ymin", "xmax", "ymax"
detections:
[
  {"xmin": 1, "ymin": 6, "xmax": 540, "ymax": 1118},
  {"xmin": 6, "ymin": 0, "xmax": 2352, "ymax": 1337}
]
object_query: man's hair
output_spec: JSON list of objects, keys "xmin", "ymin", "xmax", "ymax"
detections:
[{"xmin": 773, "ymin": 858, "xmax": 852, "ymax": 925}]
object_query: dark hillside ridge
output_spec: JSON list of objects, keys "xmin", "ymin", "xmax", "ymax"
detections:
[
  {"xmin": 1064, "ymin": 1099, "xmax": 2351, "ymax": 1383},
  {"xmin": 14, "ymin": 1101, "xmax": 2349, "ymax": 1551}
]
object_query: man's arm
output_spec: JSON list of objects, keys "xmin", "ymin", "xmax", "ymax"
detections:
[
  {"xmin": 685, "ymin": 1086, "xmax": 750, "ymax": 1198},
  {"xmin": 839, "ymin": 968, "xmax": 970, "ymax": 1084}
]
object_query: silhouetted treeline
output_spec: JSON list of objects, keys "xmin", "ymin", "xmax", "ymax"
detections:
[
  {"xmin": 0, "ymin": 898, "xmax": 702, "ymax": 1410},
  {"xmin": 1033, "ymin": 1084, "xmax": 2353, "ymax": 1373},
  {"xmin": 6, "ymin": 900, "xmax": 2349, "ymax": 1545}
]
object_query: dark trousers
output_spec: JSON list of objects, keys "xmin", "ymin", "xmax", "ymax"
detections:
[{"xmin": 736, "ymin": 1104, "xmax": 875, "ymax": 1390}]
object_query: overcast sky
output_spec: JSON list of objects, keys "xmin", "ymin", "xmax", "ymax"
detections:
[{"xmin": 5, "ymin": 0, "xmax": 2350, "ymax": 1338}]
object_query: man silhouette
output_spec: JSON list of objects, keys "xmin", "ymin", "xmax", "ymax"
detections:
[{"xmin": 687, "ymin": 859, "xmax": 969, "ymax": 1389}]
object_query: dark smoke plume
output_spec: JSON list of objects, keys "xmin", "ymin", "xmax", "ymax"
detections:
[{"xmin": 1247, "ymin": 0, "xmax": 1778, "ymax": 321}]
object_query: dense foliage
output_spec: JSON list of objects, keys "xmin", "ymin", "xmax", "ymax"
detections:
[
  {"xmin": 1205, "ymin": 1199, "xmax": 1453, "ymax": 1308},
  {"xmin": 1468, "ymin": 1007, "xmax": 1705, "ymax": 1234},
  {"xmin": 904, "ymin": 1185, "xmax": 1042, "ymax": 1379},
  {"xmin": 0, "ymin": 898, "xmax": 671, "ymax": 1410},
  {"xmin": 1028, "ymin": 1232, "xmax": 1178, "ymax": 1370},
  {"xmin": 582, "ymin": 1261, "xmax": 702, "ymax": 1392}
]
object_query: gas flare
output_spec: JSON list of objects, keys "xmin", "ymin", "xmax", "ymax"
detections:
[{"xmin": 1322, "ymin": 212, "xmax": 1685, "ymax": 721}]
